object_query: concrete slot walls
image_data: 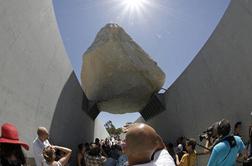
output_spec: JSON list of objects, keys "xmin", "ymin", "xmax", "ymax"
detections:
[
  {"xmin": 0, "ymin": 0, "xmax": 252, "ymax": 165},
  {"xmin": 0, "ymin": 0, "xmax": 94, "ymax": 165},
  {"xmin": 138, "ymin": 0, "xmax": 252, "ymax": 165}
]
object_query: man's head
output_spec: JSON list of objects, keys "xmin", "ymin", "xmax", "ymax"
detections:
[
  {"xmin": 217, "ymin": 119, "xmax": 231, "ymax": 137},
  {"xmin": 123, "ymin": 123, "xmax": 160, "ymax": 165},
  {"xmin": 88, "ymin": 143, "xmax": 100, "ymax": 156},
  {"xmin": 234, "ymin": 121, "xmax": 242, "ymax": 134},
  {"xmin": 177, "ymin": 144, "xmax": 183, "ymax": 152},
  {"xmin": 95, "ymin": 138, "xmax": 100, "ymax": 144},
  {"xmin": 185, "ymin": 138, "xmax": 196, "ymax": 153},
  {"xmin": 37, "ymin": 127, "xmax": 49, "ymax": 142}
]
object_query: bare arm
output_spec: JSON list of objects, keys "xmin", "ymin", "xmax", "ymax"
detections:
[
  {"xmin": 237, "ymin": 149, "xmax": 248, "ymax": 162},
  {"xmin": 177, "ymin": 154, "xmax": 187, "ymax": 166},
  {"xmin": 53, "ymin": 146, "xmax": 72, "ymax": 166},
  {"xmin": 196, "ymin": 139, "xmax": 211, "ymax": 155},
  {"xmin": 176, "ymin": 154, "xmax": 180, "ymax": 165},
  {"xmin": 77, "ymin": 153, "xmax": 82, "ymax": 166},
  {"xmin": 204, "ymin": 139, "xmax": 211, "ymax": 153},
  {"xmin": 236, "ymin": 136, "xmax": 248, "ymax": 163}
]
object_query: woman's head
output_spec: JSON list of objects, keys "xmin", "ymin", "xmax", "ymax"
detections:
[
  {"xmin": 0, "ymin": 123, "xmax": 29, "ymax": 150},
  {"xmin": 185, "ymin": 139, "xmax": 196, "ymax": 153},
  {"xmin": 43, "ymin": 146, "xmax": 56, "ymax": 163}
]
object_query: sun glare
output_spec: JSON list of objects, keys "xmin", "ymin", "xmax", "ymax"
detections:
[
  {"xmin": 121, "ymin": 0, "xmax": 147, "ymax": 10},
  {"xmin": 114, "ymin": 0, "xmax": 152, "ymax": 25}
]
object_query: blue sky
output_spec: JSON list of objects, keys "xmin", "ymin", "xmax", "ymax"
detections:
[{"xmin": 53, "ymin": 0, "xmax": 230, "ymax": 128}]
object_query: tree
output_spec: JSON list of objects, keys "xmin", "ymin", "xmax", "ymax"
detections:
[{"xmin": 104, "ymin": 121, "xmax": 123, "ymax": 137}]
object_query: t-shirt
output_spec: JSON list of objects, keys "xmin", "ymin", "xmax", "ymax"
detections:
[
  {"xmin": 116, "ymin": 154, "xmax": 128, "ymax": 166},
  {"xmin": 84, "ymin": 153, "xmax": 104, "ymax": 166},
  {"xmin": 43, "ymin": 161, "xmax": 62, "ymax": 166},
  {"xmin": 153, "ymin": 149, "xmax": 176, "ymax": 166},
  {"xmin": 104, "ymin": 158, "xmax": 116, "ymax": 166},
  {"xmin": 133, "ymin": 149, "xmax": 176, "ymax": 166},
  {"xmin": 177, "ymin": 151, "xmax": 185, "ymax": 161},
  {"xmin": 33, "ymin": 137, "xmax": 50, "ymax": 166},
  {"xmin": 178, "ymin": 151, "xmax": 196, "ymax": 166},
  {"xmin": 207, "ymin": 136, "xmax": 245, "ymax": 166}
]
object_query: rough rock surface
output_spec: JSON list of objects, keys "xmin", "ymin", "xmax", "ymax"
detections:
[{"xmin": 81, "ymin": 23, "xmax": 165, "ymax": 114}]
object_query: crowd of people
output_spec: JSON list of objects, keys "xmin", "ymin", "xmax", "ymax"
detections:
[
  {"xmin": 76, "ymin": 123, "xmax": 175, "ymax": 166},
  {"xmin": 77, "ymin": 138, "xmax": 127, "ymax": 166},
  {"xmin": 168, "ymin": 119, "xmax": 249, "ymax": 166},
  {"xmin": 0, "ymin": 120, "xmax": 252, "ymax": 166}
]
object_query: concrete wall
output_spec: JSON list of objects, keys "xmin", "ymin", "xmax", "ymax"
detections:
[
  {"xmin": 0, "ymin": 0, "xmax": 94, "ymax": 165},
  {"xmin": 94, "ymin": 118, "xmax": 110, "ymax": 140},
  {"xmin": 49, "ymin": 72, "xmax": 94, "ymax": 165},
  {"xmin": 1, "ymin": 0, "xmax": 251, "ymax": 165},
  {"xmin": 144, "ymin": 0, "xmax": 252, "ymax": 164}
]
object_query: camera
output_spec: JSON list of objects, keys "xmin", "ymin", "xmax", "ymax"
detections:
[{"xmin": 199, "ymin": 122, "xmax": 219, "ymax": 142}]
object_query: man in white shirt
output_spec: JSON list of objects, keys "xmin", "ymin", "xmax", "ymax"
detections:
[
  {"xmin": 122, "ymin": 123, "xmax": 175, "ymax": 166},
  {"xmin": 33, "ymin": 127, "xmax": 51, "ymax": 166},
  {"xmin": 153, "ymin": 148, "xmax": 175, "ymax": 166}
]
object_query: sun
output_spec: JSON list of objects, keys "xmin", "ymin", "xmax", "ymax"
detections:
[
  {"xmin": 116, "ymin": 0, "xmax": 150, "ymax": 24},
  {"xmin": 121, "ymin": 0, "xmax": 147, "ymax": 10},
  {"xmin": 110, "ymin": 0, "xmax": 155, "ymax": 25}
]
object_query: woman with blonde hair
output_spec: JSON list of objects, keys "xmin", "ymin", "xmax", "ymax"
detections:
[{"xmin": 43, "ymin": 145, "xmax": 71, "ymax": 166}]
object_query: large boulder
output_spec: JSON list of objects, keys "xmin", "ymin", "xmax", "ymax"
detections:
[{"xmin": 81, "ymin": 23, "xmax": 165, "ymax": 114}]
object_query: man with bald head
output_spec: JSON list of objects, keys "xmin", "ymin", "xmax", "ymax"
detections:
[
  {"xmin": 123, "ymin": 123, "xmax": 175, "ymax": 166},
  {"xmin": 33, "ymin": 127, "xmax": 51, "ymax": 166}
]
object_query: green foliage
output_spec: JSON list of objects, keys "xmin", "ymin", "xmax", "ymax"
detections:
[{"xmin": 104, "ymin": 120, "xmax": 123, "ymax": 136}]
